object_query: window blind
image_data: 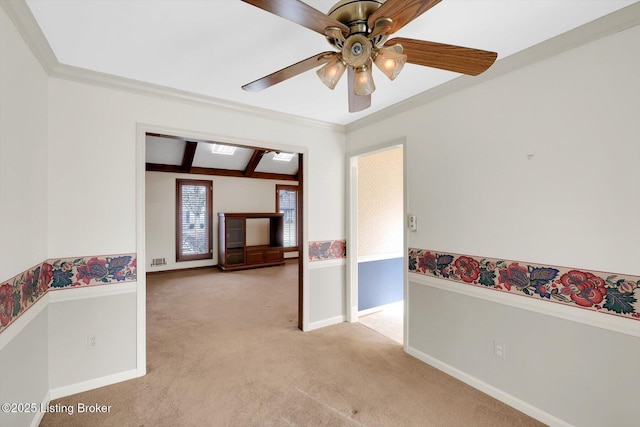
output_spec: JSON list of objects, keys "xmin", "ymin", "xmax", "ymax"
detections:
[
  {"xmin": 277, "ymin": 187, "xmax": 298, "ymax": 248},
  {"xmin": 177, "ymin": 179, "xmax": 212, "ymax": 261}
]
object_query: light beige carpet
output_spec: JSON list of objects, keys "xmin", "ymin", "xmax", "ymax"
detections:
[{"xmin": 40, "ymin": 261, "xmax": 543, "ymax": 426}]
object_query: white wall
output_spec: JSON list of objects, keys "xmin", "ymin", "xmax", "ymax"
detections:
[
  {"xmin": 346, "ymin": 24, "xmax": 640, "ymax": 426},
  {"xmin": 46, "ymin": 79, "xmax": 345, "ymax": 255},
  {"xmin": 146, "ymin": 171, "xmax": 297, "ymax": 272},
  {"xmin": 39, "ymin": 80, "xmax": 344, "ymax": 399},
  {"xmin": 0, "ymin": 7, "xmax": 50, "ymax": 427},
  {"xmin": 348, "ymin": 25, "xmax": 640, "ymax": 273},
  {"xmin": 408, "ymin": 283, "xmax": 640, "ymax": 427},
  {"xmin": 0, "ymin": 306, "xmax": 49, "ymax": 427},
  {"xmin": 45, "ymin": 71, "xmax": 345, "ymax": 343},
  {"xmin": 48, "ymin": 291, "xmax": 137, "ymax": 391},
  {"xmin": 0, "ymin": 6, "xmax": 48, "ymax": 280},
  {"xmin": 308, "ymin": 264, "xmax": 346, "ymax": 326}
]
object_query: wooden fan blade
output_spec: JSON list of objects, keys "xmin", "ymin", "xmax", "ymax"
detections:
[
  {"xmin": 387, "ymin": 37, "xmax": 497, "ymax": 76},
  {"xmin": 241, "ymin": 0, "xmax": 349, "ymax": 36},
  {"xmin": 368, "ymin": 0, "xmax": 441, "ymax": 35},
  {"xmin": 242, "ymin": 52, "xmax": 336, "ymax": 92},
  {"xmin": 347, "ymin": 67, "xmax": 371, "ymax": 113}
]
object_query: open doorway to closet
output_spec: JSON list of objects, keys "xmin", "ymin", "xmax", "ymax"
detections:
[{"xmin": 348, "ymin": 143, "xmax": 405, "ymax": 345}]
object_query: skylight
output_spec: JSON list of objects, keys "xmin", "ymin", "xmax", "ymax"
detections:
[
  {"xmin": 273, "ymin": 152, "xmax": 295, "ymax": 162},
  {"xmin": 211, "ymin": 144, "xmax": 236, "ymax": 155}
]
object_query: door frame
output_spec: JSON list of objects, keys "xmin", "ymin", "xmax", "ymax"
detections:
[
  {"xmin": 346, "ymin": 138, "xmax": 408, "ymax": 348},
  {"xmin": 136, "ymin": 124, "xmax": 310, "ymax": 375}
]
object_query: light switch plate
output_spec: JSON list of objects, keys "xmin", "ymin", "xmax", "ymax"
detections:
[{"xmin": 408, "ymin": 214, "xmax": 417, "ymax": 231}]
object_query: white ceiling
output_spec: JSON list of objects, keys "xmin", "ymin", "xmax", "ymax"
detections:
[{"xmin": 25, "ymin": 0, "xmax": 637, "ymax": 125}]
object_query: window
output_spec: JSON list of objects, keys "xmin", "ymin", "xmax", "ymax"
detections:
[
  {"xmin": 276, "ymin": 185, "xmax": 298, "ymax": 251},
  {"xmin": 176, "ymin": 179, "xmax": 213, "ymax": 262}
]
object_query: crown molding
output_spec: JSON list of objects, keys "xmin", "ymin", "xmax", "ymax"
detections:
[
  {"xmin": 1, "ymin": 0, "xmax": 346, "ymax": 133},
  {"xmin": 1, "ymin": 0, "xmax": 58, "ymax": 73},
  {"xmin": 48, "ymin": 63, "xmax": 346, "ymax": 132},
  {"xmin": 345, "ymin": 1, "xmax": 640, "ymax": 133}
]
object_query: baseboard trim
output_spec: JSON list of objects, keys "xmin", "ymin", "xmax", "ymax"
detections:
[
  {"xmin": 358, "ymin": 306, "xmax": 383, "ymax": 317},
  {"xmin": 146, "ymin": 265, "xmax": 217, "ymax": 275},
  {"xmin": 49, "ymin": 369, "xmax": 138, "ymax": 400},
  {"xmin": 359, "ymin": 300, "xmax": 403, "ymax": 318},
  {"xmin": 27, "ymin": 391, "xmax": 50, "ymax": 427},
  {"xmin": 406, "ymin": 346, "xmax": 572, "ymax": 427},
  {"xmin": 306, "ymin": 315, "xmax": 345, "ymax": 331}
]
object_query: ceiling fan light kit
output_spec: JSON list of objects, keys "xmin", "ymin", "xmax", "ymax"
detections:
[
  {"xmin": 317, "ymin": 54, "xmax": 347, "ymax": 90},
  {"xmin": 354, "ymin": 61, "xmax": 376, "ymax": 96},
  {"xmin": 241, "ymin": 0, "xmax": 498, "ymax": 112},
  {"xmin": 373, "ymin": 44, "xmax": 407, "ymax": 80}
]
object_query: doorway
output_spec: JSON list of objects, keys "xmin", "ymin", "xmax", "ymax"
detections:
[
  {"xmin": 347, "ymin": 142, "xmax": 406, "ymax": 346},
  {"xmin": 136, "ymin": 125, "xmax": 308, "ymax": 374}
]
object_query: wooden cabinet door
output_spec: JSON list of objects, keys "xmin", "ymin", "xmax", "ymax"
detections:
[
  {"xmin": 246, "ymin": 250, "xmax": 264, "ymax": 264},
  {"xmin": 264, "ymin": 249, "xmax": 283, "ymax": 262}
]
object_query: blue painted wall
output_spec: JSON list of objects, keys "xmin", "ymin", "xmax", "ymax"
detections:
[{"xmin": 358, "ymin": 257, "xmax": 403, "ymax": 311}]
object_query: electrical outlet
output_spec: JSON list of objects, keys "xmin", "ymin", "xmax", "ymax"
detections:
[
  {"xmin": 87, "ymin": 335, "xmax": 97, "ymax": 350},
  {"xmin": 493, "ymin": 341, "xmax": 506, "ymax": 360}
]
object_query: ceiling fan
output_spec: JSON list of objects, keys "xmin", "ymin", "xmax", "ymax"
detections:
[{"xmin": 240, "ymin": 0, "xmax": 498, "ymax": 113}]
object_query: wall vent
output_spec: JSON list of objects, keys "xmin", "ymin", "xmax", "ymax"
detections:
[{"xmin": 151, "ymin": 258, "xmax": 167, "ymax": 267}]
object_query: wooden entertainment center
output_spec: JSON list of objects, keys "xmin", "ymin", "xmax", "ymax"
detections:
[{"xmin": 217, "ymin": 212, "xmax": 285, "ymax": 271}]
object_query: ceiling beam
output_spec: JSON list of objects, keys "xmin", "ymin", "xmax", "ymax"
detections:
[
  {"xmin": 146, "ymin": 163, "xmax": 297, "ymax": 182},
  {"xmin": 244, "ymin": 149, "xmax": 267, "ymax": 177},
  {"xmin": 181, "ymin": 141, "xmax": 198, "ymax": 172}
]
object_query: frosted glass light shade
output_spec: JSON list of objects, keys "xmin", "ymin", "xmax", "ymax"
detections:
[
  {"xmin": 374, "ymin": 46, "xmax": 407, "ymax": 80},
  {"xmin": 354, "ymin": 66, "xmax": 375, "ymax": 96},
  {"xmin": 316, "ymin": 55, "xmax": 346, "ymax": 90}
]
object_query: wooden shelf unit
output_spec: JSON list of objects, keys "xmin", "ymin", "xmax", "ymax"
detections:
[{"xmin": 217, "ymin": 212, "xmax": 285, "ymax": 271}]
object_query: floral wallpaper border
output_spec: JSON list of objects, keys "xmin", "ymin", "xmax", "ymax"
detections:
[
  {"xmin": 0, "ymin": 254, "xmax": 137, "ymax": 333},
  {"xmin": 309, "ymin": 240, "xmax": 346, "ymax": 261},
  {"xmin": 409, "ymin": 248, "xmax": 640, "ymax": 321}
]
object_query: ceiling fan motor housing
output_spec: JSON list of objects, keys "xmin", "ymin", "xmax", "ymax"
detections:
[
  {"xmin": 342, "ymin": 34, "xmax": 372, "ymax": 68},
  {"xmin": 327, "ymin": 0, "xmax": 388, "ymax": 69},
  {"xmin": 328, "ymin": 0, "xmax": 385, "ymax": 35}
]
